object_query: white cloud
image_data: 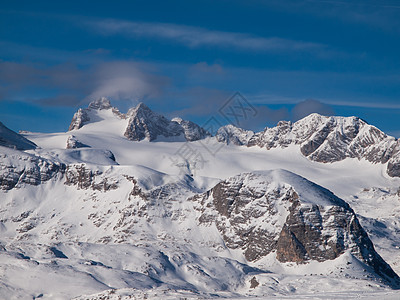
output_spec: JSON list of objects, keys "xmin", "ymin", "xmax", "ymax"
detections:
[
  {"xmin": 85, "ymin": 61, "xmax": 168, "ymax": 104},
  {"xmin": 87, "ymin": 19, "xmax": 326, "ymax": 52}
]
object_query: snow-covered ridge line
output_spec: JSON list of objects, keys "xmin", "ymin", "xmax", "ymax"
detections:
[
  {"xmin": 217, "ymin": 113, "xmax": 400, "ymax": 177},
  {"xmin": 68, "ymin": 97, "xmax": 400, "ymax": 177}
]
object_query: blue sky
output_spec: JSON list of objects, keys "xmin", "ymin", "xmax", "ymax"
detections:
[{"xmin": 1, "ymin": 0, "xmax": 400, "ymax": 135}]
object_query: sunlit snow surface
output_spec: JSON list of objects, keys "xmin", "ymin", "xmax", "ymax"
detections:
[{"xmin": 1, "ymin": 109, "xmax": 400, "ymax": 299}]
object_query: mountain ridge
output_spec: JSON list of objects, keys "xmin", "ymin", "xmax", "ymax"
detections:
[
  {"xmin": 66, "ymin": 98, "xmax": 400, "ymax": 177},
  {"xmin": 1, "ymin": 99, "xmax": 400, "ymax": 298}
]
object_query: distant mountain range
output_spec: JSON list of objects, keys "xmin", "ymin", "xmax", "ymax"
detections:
[{"xmin": 67, "ymin": 97, "xmax": 400, "ymax": 178}]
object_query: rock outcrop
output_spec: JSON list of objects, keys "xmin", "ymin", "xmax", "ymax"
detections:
[
  {"xmin": 68, "ymin": 108, "xmax": 91, "ymax": 131},
  {"xmin": 171, "ymin": 117, "xmax": 210, "ymax": 142},
  {"xmin": 191, "ymin": 169, "xmax": 400, "ymax": 285},
  {"xmin": 124, "ymin": 103, "xmax": 184, "ymax": 141},
  {"xmin": 64, "ymin": 164, "xmax": 118, "ymax": 191},
  {"xmin": 215, "ymin": 125, "xmax": 254, "ymax": 146},
  {"xmin": 66, "ymin": 135, "xmax": 90, "ymax": 149},
  {"xmin": 0, "ymin": 148, "xmax": 65, "ymax": 190}
]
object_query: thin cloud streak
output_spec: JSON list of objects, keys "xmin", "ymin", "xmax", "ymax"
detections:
[
  {"xmin": 251, "ymin": 93, "xmax": 400, "ymax": 110},
  {"xmin": 87, "ymin": 19, "xmax": 326, "ymax": 53},
  {"xmin": 307, "ymin": 0, "xmax": 400, "ymax": 10}
]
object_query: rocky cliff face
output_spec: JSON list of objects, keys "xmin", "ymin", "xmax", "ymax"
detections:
[
  {"xmin": 124, "ymin": 103, "xmax": 184, "ymax": 141},
  {"xmin": 64, "ymin": 164, "xmax": 118, "ymax": 191},
  {"xmin": 171, "ymin": 117, "xmax": 211, "ymax": 142},
  {"xmin": 191, "ymin": 170, "xmax": 400, "ymax": 285},
  {"xmin": 247, "ymin": 114, "xmax": 396, "ymax": 163},
  {"xmin": 68, "ymin": 108, "xmax": 91, "ymax": 131},
  {"xmin": 0, "ymin": 147, "xmax": 65, "ymax": 190},
  {"xmin": 215, "ymin": 125, "xmax": 254, "ymax": 146}
]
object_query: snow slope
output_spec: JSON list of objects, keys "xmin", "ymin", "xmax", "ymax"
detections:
[{"xmin": 0, "ymin": 121, "xmax": 36, "ymax": 150}]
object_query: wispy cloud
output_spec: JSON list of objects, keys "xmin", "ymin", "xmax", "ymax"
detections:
[
  {"xmin": 86, "ymin": 19, "xmax": 326, "ymax": 53},
  {"xmin": 0, "ymin": 60, "xmax": 168, "ymax": 107}
]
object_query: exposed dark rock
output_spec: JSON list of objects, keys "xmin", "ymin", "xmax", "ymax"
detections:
[
  {"xmin": 0, "ymin": 150, "xmax": 65, "ymax": 190},
  {"xmin": 250, "ymin": 276, "xmax": 259, "ymax": 289},
  {"xmin": 68, "ymin": 108, "xmax": 90, "ymax": 131},
  {"xmin": 242, "ymin": 114, "xmax": 400, "ymax": 178},
  {"xmin": 66, "ymin": 135, "xmax": 90, "ymax": 149},
  {"xmin": 216, "ymin": 125, "xmax": 254, "ymax": 146},
  {"xmin": 64, "ymin": 164, "xmax": 118, "ymax": 191},
  {"xmin": 192, "ymin": 170, "xmax": 400, "ymax": 286},
  {"xmin": 171, "ymin": 117, "xmax": 211, "ymax": 142},
  {"xmin": 124, "ymin": 103, "xmax": 184, "ymax": 141},
  {"xmin": 387, "ymin": 156, "xmax": 400, "ymax": 177}
]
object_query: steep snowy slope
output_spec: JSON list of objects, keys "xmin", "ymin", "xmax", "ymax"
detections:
[
  {"xmin": 0, "ymin": 121, "xmax": 37, "ymax": 150},
  {"xmin": 68, "ymin": 97, "xmax": 126, "ymax": 131}
]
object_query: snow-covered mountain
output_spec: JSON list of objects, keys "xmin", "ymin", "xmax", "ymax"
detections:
[
  {"xmin": 0, "ymin": 121, "xmax": 37, "ymax": 150},
  {"xmin": 217, "ymin": 113, "xmax": 400, "ymax": 178},
  {"xmin": 69, "ymin": 97, "xmax": 126, "ymax": 131},
  {"xmin": 1, "ymin": 98, "xmax": 400, "ymax": 299},
  {"xmin": 191, "ymin": 170, "xmax": 399, "ymax": 287},
  {"xmin": 69, "ymin": 98, "xmax": 210, "ymax": 142},
  {"xmin": 68, "ymin": 99, "xmax": 400, "ymax": 178}
]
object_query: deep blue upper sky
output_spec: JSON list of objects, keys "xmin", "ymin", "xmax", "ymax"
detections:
[{"xmin": 1, "ymin": 0, "xmax": 400, "ymax": 135}]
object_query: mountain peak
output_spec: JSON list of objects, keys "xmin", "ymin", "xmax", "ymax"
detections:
[
  {"xmin": 124, "ymin": 103, "xmax": 210, "ymax": 142},
  {"xmin": 124, "ymin": 103, "xmax": 183, "ymax": 141},
  {"xmin": 88, "ymin": 97, "xmax": 112, "ymax": 110},
  {"xmin": 69, "ymin": 97, "xmax": 124, "ymax": 131},
  {"xmin": 127, "ymin": 102, "xmax": 153, "ymax": 117}
]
